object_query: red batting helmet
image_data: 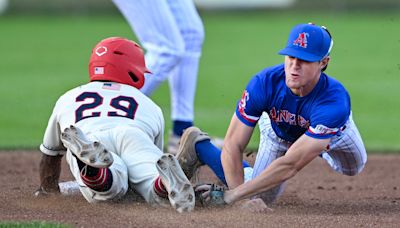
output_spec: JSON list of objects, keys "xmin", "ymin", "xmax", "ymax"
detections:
[{"xmin": 89, "ymin": 37, "xmax": 150, "ymax": 89}]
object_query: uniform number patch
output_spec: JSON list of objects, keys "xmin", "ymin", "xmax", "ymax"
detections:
[{"xmin": 75, "ymin": 92, "xmax": 138, "ymax": 123}]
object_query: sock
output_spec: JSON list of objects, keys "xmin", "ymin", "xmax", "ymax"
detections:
[
  {"xmin": 75, "ymin": 156, "xmax": 113, "ymax": 192},
  {"xmin": 153, "ymin": 176, "xmax": 168, "ymax": 198},
  {"xmin": 195, "ymin": 139, "xmax": 250, "ymax": 185},
  {"xmin": 173, "ymin": 120, "xmax": 193, "ymax": 136}
]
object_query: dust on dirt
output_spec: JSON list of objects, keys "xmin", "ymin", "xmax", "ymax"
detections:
[{"xmin": 0, "ymin": 151, "xmax": 399, "ymax": 227}]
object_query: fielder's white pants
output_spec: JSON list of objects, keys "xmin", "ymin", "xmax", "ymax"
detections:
[
  {"xmin": 65, "ymin": 126, "xmax": 165, "ymax": 204},
  {"xmin": 252, "ymin": 112, "xmax": 367, "ymax": 203},
  {"xmin": 112, "ymin": 0, "xmax": 204, "ymax": 122}
]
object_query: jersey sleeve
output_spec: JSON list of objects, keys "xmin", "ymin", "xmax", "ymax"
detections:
[
  {"xmin": 235, "ymin": 74, "xmax": 267, "ymax": 127},
  {"xmin": 40, "ymin": 99, "xmax": 67, "ymax": 156},
  {"xmin": 305, "ymin": 95, "xmax": 351, "ymax": 139}
]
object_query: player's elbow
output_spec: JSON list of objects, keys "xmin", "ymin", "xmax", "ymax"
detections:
[{"xmin": 222, "ymin": 142, "xmax": 247, "ymax": 161}]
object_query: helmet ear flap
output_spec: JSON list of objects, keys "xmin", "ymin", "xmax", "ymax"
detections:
[{"xmin": 128, "ymin": 72, "xmax": 145, "ymax": 89}]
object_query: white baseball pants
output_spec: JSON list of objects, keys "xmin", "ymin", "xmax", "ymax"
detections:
[
  {"xmin": 252, "ymin": 112, "xmax": 367, "ymax": 203},
  {"xmin": 112, "ymin": 0, "xmax": 204, "ymax": 122},
  {"xmin": 65, "ymin": 127, "xmax": 165, "ymax": 204}
]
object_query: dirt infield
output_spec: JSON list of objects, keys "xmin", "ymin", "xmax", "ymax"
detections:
[{"xmin": 0, "ymin": 150, "xmax": 399, "ymax": 227}]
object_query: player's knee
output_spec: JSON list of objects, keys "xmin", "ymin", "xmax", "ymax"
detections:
[
  {"xmin": 344, "ymin": 149, "xmax": 367, "ymax": 176},
  {"xmin": 343, "ymin": 170, "xmax": 359, "ymax": 176},
  {"xmin": 163, "ymin": 51, "xmax": 184, "ymax": 67},
  {"xmin": 160, "ymin": 48, "xmax": 184, "ymax": 64},
  {"xmin": 342, "ymin": 161, "xmax": 366, "ymax": 176},
  {"xmin": 145, "ymin": 49, "xmax": 183, "ymax": 80},
  {"xmin": 182, "ymin": 26, "xmax": 205, "ymax": 54}
]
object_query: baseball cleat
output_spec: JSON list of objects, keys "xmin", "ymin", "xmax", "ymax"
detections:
[
  {"xmin": 61, "ymin": 125, "xmax": 113, "ymax": 168},
  {"xmin": 175, "ymin": 127, "xmax": 211, "ymax": 180},
  {"xmin": 156, "ymin": 153, "xmax": 195, "ymax": 213}
]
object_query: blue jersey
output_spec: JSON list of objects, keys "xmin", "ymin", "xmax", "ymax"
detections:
[{"xmin": 235, "ymin": 64, "xmax": 350, "ymax": 142}]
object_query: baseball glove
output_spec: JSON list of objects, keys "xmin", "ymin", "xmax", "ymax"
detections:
[{"xmin": 195, "ymin": 183, "xmax": 227, "ymax": 207}]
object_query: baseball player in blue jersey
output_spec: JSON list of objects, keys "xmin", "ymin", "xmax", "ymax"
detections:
[
  {"xmin": 111, "ymin": 0, "xmax": 222, "ymax": 154},
  {"xmin": 176, "ymin": 23, "xmax": 367, "ymax": 211}
]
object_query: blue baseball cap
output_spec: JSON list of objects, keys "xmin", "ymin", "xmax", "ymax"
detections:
[{"xmin": 278, "ymin": 23, "xmax": 333, "ymax": 62}]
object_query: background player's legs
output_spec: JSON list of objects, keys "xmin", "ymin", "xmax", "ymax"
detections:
[
  {"xmin": 167, "ymin": 0, "xmax": 205, "ymax": 136},
  {"xmin": 112, "ymin": 0, "xmax": 209, "ymax": 152},
  {"xmin": 112, "ymin": 0, "xmax": 185, "ymax": 96},
  {"xmin": 321, "ymin": 114, "xmax": 367, "ymax": 176},
  {"xmin": 253, "ymin": 112, "xmax": 291, "ymax": 204}
]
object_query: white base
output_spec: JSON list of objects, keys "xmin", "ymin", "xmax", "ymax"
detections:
[{"xmin": 59, "ymin": 181, "xmax": 81, "ymax": 196}]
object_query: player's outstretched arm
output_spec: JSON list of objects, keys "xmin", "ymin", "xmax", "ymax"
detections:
[
  {"xmin": 221, "ymin": 115, "xmax": 254, "ymax": 189},
  {"xmin": 34, "ymin": 154, "xmax": 63, "ymax": 197},
  {"xmin": 224, "ymin": 134, "xmax": 330, "ymax": 204}
]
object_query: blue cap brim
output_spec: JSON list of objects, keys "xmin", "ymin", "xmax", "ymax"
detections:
[{"xmin": 278, "ymin": 47, "xmax": 322, "ymax": 62}]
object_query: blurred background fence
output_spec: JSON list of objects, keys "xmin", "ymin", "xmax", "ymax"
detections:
[{"xmin": 2, "ymin": 0, "xmax": 400, "ymax": 15}]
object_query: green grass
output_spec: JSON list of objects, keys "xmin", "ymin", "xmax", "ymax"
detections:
[{"xmin": 0, "ymin": 11, "xmax": 399, "ymax": 151}]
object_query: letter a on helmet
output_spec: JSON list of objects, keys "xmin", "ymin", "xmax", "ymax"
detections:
[{"xmin": 89, "ymin": 37, "xmax": 151, "ymax": 89}]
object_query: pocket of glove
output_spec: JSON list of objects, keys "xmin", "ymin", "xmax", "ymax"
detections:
[{"xmin": 195, "ymin": 183, "xmax": 227, "ymax": 207}]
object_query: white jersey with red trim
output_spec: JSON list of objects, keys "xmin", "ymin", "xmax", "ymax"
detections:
[
  {"xmin": 40, "ymin": 81, "xmax": 166, "ymax": 203},
  {"xmin": 40, "ymin": 81, "xmax": 164, "ymax": 156}
]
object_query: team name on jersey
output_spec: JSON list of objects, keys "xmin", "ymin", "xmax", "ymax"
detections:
[{"xmin": 269, "ymin": 107, "xmax": 309, "ymax": 128}]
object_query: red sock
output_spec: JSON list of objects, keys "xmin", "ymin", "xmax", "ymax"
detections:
[
  {"xmin": 80, "ymin": 167, "xmax": 113, "ymax": 192},
  {"xmin": 153, "ymin": 176, "xmax": 167, "ymax": 198}
]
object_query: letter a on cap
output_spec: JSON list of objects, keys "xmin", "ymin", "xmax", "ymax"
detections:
[{"xmin": 293, "ymin": 32, "xmax": 309, "ymax": 48}]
